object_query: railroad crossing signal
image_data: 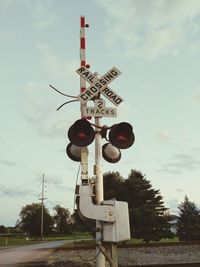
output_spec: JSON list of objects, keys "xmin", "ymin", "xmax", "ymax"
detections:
[
  {"xmin": 76, "ymin": 66, "xmax": 124, "ymax": 106},
  {"xmin": 66, "ymin": 118, "xmax": 135, "ymax": 162}
]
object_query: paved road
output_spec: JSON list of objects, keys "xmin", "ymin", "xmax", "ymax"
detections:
[{"xmin": 0, "ymin": 240, "xmax": 67, "ymax": 266}]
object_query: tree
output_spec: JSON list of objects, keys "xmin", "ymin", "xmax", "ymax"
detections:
[
  {"xmin": 103, "ymin": 170, "xmax": 173, "ymax": 242},
  {"xmin": 123, "ymin": 170, "xmax": 172, "ymax": 242},
  {"xmin": 71, "ymin": 210, "xmax": 94, "ymax": 233},
  {"xmin": 176, "ymin": 196, "xmax": 200, "ymax": 241},
  {"xmin": 0, "ymin": 225, "xmax": 6, "ymax": 233},
  {"xmin": 18, "ymin": 203, "xmax": 53, "ymax": 237},
  {"xmin": 103, "ymin": 171, "xmax": 124, "ymax": 200},
  {"xmin": 53, "ymin": 205, "xmax": 72, "ymax": 234}
]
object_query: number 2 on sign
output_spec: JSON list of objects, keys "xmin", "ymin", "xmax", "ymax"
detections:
[{"xmin": 95, "ymin": 99, "xmax": 105, "ymax": 109}]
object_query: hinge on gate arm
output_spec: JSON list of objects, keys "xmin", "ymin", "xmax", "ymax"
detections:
[{"xmin": 76, "ymin": 184, "xmax": 131, "ymax": 243}]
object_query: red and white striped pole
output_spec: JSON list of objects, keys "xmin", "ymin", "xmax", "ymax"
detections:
[
  {"xmin": 79, "ymin": 16, "xmax": 90, "ymax": 185},
  {"xmin": 80, "ymin": 16, "xmax": 86, "ymax": 92},
  {"xmin": 80, "ymin": 16, "xmax": 90, "ymax": 118}
]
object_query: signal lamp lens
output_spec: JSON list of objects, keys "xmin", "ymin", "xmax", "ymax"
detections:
[
  {"xmin": 109, "ymin": 122, "xmax": 135, "ymax": 149},
  {"xmin": 77, "ymin": 133, "xmax": 87, "ymax": 140},
  {"xmin": 68, "ymin": 119, "xmax": 95, "ymax": 147},
  {"xmin": 115, "ymin": 135, "xmax": 128, "ymax": 143}
]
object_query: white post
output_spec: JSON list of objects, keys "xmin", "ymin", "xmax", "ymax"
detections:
[{"xmin": 95, "ymin": 116, "xmax": 106, "ymax": 267}]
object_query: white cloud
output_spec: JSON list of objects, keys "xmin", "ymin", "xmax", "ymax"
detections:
[
  {"xmin": 0, "ymin": 159, "xmax": 16, "ymax": 166},
  {"xmin": 159, "ymin": 151, "xmax": 200, "ymax": 174},
  {"xmin": 20, "ymin": 82, "xmax": 78, "ymax": 138},
  {"xmin": 96, "ymin": 0, "xmax": 200, "ymax": 59},
  {"xmin": 20, "ymin": 82, "xmax": 53, "ymax": 122},
  {"xmin": 117, "ymin": 102, "xmax": 135, "ymax": 120},
  {"xmin": 0, "ymin": 0, "xmax": 16, "ymax": 9},
  {"xmin": 156, "ymin": 129, "xmax": 171, "ymax": 142},
  {"xmin": 0, "ymin": 0, "xmax": 57, "ymax": 29},
  {"xmin": 191, "ymin": 91, "xmax": 200, "ymax": 104},
  {"xmin": 189, "ymin": 39, "xmax": 200, "ymax": 54},
  {"xmin": 24, "ymin": 0, "xmax": 58, "ymax": 29},
  {"xmin": 36, "ymin": 43, "xmax": 78, "ymax": 79},
  {"xmin": 0, "ymin": 184, "xmax": 34, "ymax": 198}
]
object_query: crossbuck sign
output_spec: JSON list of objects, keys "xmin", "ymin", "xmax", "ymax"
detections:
[{"xmin": 76, "ymin": 66, "xmax": 123, "ymax": 106}]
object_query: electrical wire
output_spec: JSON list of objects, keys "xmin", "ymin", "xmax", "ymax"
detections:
[
  {"xmin": 49, "ymin": 84, "xmax": 76, "ymax": 98},
  {"xmin": 90, "ymin": 122, "xmax": 112, "ymax": 130},
  {"xmin": 73, "ymin": 232, "xmax": 100, "ymax": 262},
  {"xmin": 0, "ymin": 136, "xmax": 26, "ymax": 166},
  {"xmin": 56, "ymin": 99, "xmax": 78, "ymax": 111},
  {"xmin": 0, "ymin": 134, "xmax": 38, "ymax": 178}
]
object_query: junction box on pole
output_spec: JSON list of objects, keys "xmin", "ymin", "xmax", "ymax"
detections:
[{"xmin": 76, "ymin": 184, "xmax": 130, "ymax": 243}]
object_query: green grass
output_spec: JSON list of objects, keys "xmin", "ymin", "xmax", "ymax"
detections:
[
  {"xmin": 43, "ymin": 232, "xmax": 92, "ymax": 241},
  {"xmin": 124, "ymin": 237, "xmax": 179, "ymax": 245},
  {"xmin": 0, "ymin": 232, "xmax": 93, "ymax": 247},
  {"xmin": 0, "ymin": 234, "xmax": 179, "ymax": 248},
  {"xmin": 61, "ymin": 237, "xmax": 180, "ymax": 249},
  {"xmin": 0, "ymin": 236, "xmax": 42, "ymax": 247}
]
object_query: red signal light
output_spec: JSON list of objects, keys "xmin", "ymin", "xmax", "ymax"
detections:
[
  {"xmin": 115, "ymin": 135, "xmax": 128, "ymax": 143},
  {"xmin": 77, "ymin": 132, "xmax": 87, "ymax": 140},
  {"xmin": 109, "ymin": 122, "xmax": 135, "ymax": 149},
  {"xmin": 68, "ymin": 119, "xmax": 95, "ymax": 147}
]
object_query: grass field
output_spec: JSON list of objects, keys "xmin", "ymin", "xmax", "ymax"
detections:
[
  {"xmin": 0, "ymin": 232, "xmax": 92, "ymax": 247},
  {"xmin": 0, "ymin": 232, "xmax": 181, "ymax": 248}
]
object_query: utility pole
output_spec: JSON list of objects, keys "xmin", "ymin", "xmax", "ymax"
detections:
[{"xmin": 39, "ymin": 174, "xmax": 47, "ymax": 240}]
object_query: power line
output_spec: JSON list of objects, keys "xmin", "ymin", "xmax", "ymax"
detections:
[
  {"xmin": 0, "ymin": 135, "xmax": 25, "ymax": 166},
  {"xmin": 0, "ymin": 134, "xmax": 38, "ymax": 177}
]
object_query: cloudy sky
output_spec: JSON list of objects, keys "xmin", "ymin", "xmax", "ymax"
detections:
[{"xmin": 1, "ymin": 0, "xmax": 200, "ymax": 226}]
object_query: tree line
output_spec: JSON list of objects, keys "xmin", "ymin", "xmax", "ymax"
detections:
[{"xmin": 1, "ymin": 170, "xmax": 200, "ymax": 242}]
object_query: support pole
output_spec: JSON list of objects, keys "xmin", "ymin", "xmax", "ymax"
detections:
[
  {"xmin": 79, "ymin": 16, "xmax": 117, "ymax": 267},
  {"xmin": 95, "ymin": 116, "xmax": 106, "ymax": 267}
]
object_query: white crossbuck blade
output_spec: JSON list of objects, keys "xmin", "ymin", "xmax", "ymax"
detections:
[{"xmin": 76, "ymin": 66, "xmax": 124, "ymax": 106}]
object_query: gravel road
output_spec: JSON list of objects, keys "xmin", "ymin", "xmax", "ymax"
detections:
[
  {"xmin": 47, "ymin": 244, "xmax": 200, "ymax": 267},
  {"xmin": 0, "ymin": 241, "xmax": 67, "ymax": 266}
]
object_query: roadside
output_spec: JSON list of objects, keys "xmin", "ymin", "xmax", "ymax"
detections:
[
  {"xmin": 46, "ymin": 244, "xmax": 200, "ymax": 267},
  {"xmin": 0, "ymin": 241, "xmax": 67, "ymax": 266},
  {"xmin": 1, "ymin": 240, "xmax": 200, "ymax": 267}
]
